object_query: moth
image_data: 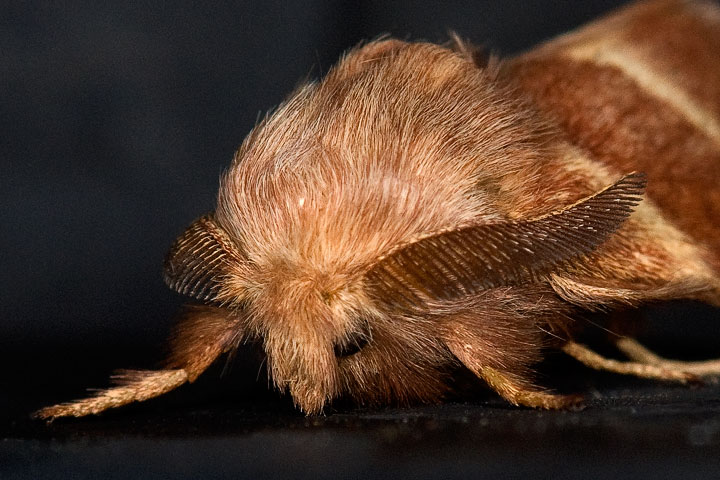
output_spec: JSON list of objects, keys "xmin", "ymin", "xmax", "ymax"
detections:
[{"xmin": 36, "ymin": 0, "xmax": 720, "ymax": 419}]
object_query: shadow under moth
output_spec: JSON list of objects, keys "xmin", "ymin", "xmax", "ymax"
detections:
[{"xmin": 36, "ymin": 0, "xmax": 720, "ymax": 419}]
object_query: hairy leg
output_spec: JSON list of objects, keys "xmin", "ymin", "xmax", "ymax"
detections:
[
  {"xmin": 478, "ymin": 366, "xmax": 583, "ymax": 409},
  {"xmin": 616, "ymin": 337, "xmax": 720, "ymax": 377},
  {"xmin": 442, "ymin": 321, "xmax": 581, "ymax": 410},
  {"xmin": 34, "ymin": 306, "xmax": 243, "ymax": 420},
  {"xmin": 562, "ymin": 341, "xmax": 698, "ymax": 383},
  {"xmin": 33, "ymin": 370, "xmax": 189, "ymax": 420}
]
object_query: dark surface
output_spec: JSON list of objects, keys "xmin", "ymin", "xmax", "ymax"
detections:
[
  {"xmin": 4, "ymin": 378, "xmax": 720, "ymax": 479},
  {"xmin": 4, "ymin": 0, "xmax": 720, "ymax": 478}
]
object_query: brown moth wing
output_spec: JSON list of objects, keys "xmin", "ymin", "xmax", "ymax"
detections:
[
  {"xmin": 505, "ymin": 0, "xmax": 720, "ymax": 307},
  {"xmin": 163, "ymin": 214, "xmax": 243, "ymax": 304},
  {"xmin": 363, "ymin": 173, "xmax": 645, "ymax": 310}
]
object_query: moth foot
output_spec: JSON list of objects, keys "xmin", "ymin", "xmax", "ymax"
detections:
[{"xmin": 480, "ymin": 366, "xmax": 584, "ymax": 410}]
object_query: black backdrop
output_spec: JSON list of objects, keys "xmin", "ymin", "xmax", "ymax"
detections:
[{"xmin": 4, "ymin": 1, "xmax": 720, "ymax": 477}]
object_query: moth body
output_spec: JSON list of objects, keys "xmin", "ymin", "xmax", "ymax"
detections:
[{"xmin": 36, "ymin": 0, "xmax": 720, "ymax": 419}]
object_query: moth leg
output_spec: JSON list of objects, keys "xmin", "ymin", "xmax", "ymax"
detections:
[
  {"xmin": 562, "ymin": 341, "xmax": 698, "ymax": 383},
  {"xmin": 34, "ymin": 306, "xmax": 242, "ymax": 420},
  {"xmin": 478, "ymin": 366, "xmax": 583, "ymax": 410},
  {"xmin": 33, "ymin": 369, "xmax": 189, "ymax": 420},
  {"xmin": 616, "ymin": 337, "xmax": 720, "ymax": 377},
  {"xmin": 443, "ymin": 333, "xmax": 582, "ymax": 410}
]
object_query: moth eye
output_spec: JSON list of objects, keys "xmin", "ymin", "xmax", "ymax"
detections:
[{"xmin": 333, "ymin": 320, "xmax": 371, "ymax": 358}]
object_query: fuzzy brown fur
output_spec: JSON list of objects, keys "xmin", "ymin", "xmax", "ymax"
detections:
[{"xmin": 36, "ymin": 0, "xmax": 720, "ymax": 419}]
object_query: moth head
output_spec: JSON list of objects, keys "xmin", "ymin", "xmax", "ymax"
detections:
[{"xmin": 163, "ymin": 213, "xmax": 380, "ymax": 414}]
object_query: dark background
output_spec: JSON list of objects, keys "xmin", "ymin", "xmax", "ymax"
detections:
[{"xmin": 3, "ymin": 1, "xmax": 720, "ymax": 478}]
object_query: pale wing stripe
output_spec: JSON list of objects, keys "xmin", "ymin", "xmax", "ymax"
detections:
[{"xmin": 566, "ymin": 44, "xmax": 720, "ymax": 147}]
